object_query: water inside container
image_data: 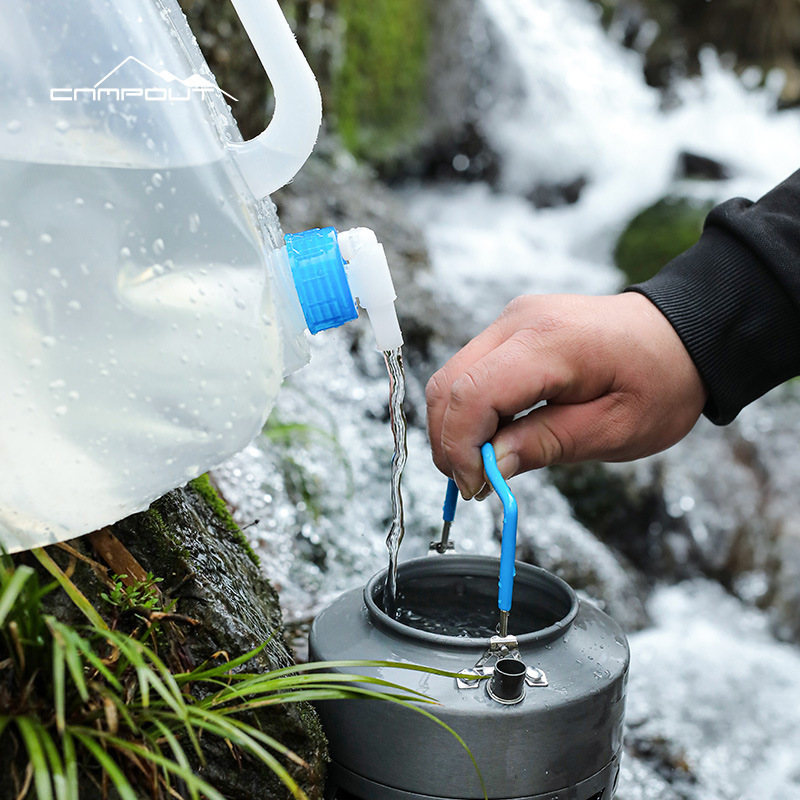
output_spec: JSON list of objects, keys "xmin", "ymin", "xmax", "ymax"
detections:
[{"xmin": 379, "ymin": 572, "xmax": 571, "ymax": 638}]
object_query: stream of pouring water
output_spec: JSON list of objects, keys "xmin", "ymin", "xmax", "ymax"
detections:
[{"xmin": 383, "ymin": 346, "xmax": 408, "ymax": 618}]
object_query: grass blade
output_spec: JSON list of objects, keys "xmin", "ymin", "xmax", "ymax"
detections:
[
  {"xmin": 62, "ymin": 731, "xmax": 79, "ymax": 800},
  {"xmin": 175, "ymin": 640, "xmax": 269, "ymax": 683},
  {"xmin": 148, "ymin": 718, "xmax": 199, "ymax": 800},
  {"xmin": 30, "ymin": 549, "xmax": 109, "ymax": 631},
  {"xmin": 74, "ymin": 728, "xmax": 226, "ymax": 800},
  {"xmin": 35, "ymin": 721, "xmax": 68, "ymax": 800},
  {"xmin": 180, "ymin": 711, "xmax": 308, "ymax": 800},
  {"xmin": 72, "ymin": 731, "xmax": 139, "ymax": 800},
  {"xmin": 50, "ymin": 627, "xmax": 67, "ymax": 734},
  {"xmin": 0, "ymin": 565, "xmax": 34, "ymax": 627},
  {"xmin": 15, "ymin": 716, "xmax": 54, "ymax": 800}
]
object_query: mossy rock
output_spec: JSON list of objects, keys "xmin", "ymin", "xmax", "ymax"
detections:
[{"xmin": 614, "ymin": 196, "xmax": 713, "ymax": 285}]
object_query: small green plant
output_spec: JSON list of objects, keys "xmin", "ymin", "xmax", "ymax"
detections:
[
  {"xmin": 100, "ymin": 572, "xmax": 163, "ymax": 611},
  {"xmin": 0, "ymin": 554, "xmax": 486, "ymax": 800}
]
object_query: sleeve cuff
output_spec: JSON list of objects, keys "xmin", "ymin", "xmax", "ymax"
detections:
[{"xmin": 625, "ymin": 225, "xmax": 800, "ymax": 424}]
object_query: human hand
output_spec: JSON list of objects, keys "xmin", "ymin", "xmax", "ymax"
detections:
[{"xmin": 426, "ymin": 292, "xmax": 707, "ymax": 499}]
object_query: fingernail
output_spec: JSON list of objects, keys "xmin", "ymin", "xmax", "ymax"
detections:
[
  {"xmin": 494, "ymin": 448, "xmax": 519, "ymax": 480},
  {"xmin": 475, "ymin": 483, "xmax": 493, "ymax": 502},
  {"xmin": 453, "ymin": 470, "xmax": 480, "ymax": 500}
]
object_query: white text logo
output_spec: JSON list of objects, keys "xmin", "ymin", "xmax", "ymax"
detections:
[{"xmin": 50, "ymin": 56, "xmax": 237, "ymax": 102}]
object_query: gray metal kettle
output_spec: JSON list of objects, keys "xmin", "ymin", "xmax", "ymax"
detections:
[{"xmin": 309, "ymin": 554, "xmax": 629, "ymax": 800}]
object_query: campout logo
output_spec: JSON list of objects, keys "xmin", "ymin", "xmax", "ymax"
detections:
[{"xmin": 50, "ymin": 56, "xmax": 238, "ymax": 102}]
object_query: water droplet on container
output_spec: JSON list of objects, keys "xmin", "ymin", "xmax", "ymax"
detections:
[
  {"xmin": 104, "ymin": 201, "xmax": 114, "ymax": 211},
  {"xmin": 54, "ymin": 405, "xmax": 67, "ymax": 417},
  {"xmin": 12, "ymin": 289, "xmax": 28, "ymax": 304},
  {"xmin": 67, "ymin": 300, "xmax": 81, "ymax": 312},
  {"xmin": 55, "ymin": 119, "xmax": 70, "ymax": 133},
  {"xmin": 152, "ymin": 238, "xmax": 165, "ymax": 255},
  {"xmin": 74, "ymin": 197, "xmax": 84, "ymax": 206},
  {"xmin": 5, "ymin": 119, "xmax": 21, "ymax": 133},
  {"xmin": 151, "ymin": 172, "xmax": 163, "ymax": 187},
  {"xmin": 49, "ymin": 379, "xmax": 66, "ymax": 390},
  {"xmin": 40, "ymin": 233, "xmax": 53, "ymax": 245},
  {"xmin": 188, "ymin": 213, "xmax": 200, "ymax": 233},
  {"xmin": 185, "ymin": 465, "xmax": 199, "ymax": 478},
  {"xmin": 235, "ymin": 298, "xmax": 246, "ymax": 310},
  {"xmin": 41, "ymin": 336, "xmax": 56, "ymax": 348},
  {"xmin": 49, "ymin": 268, "xmax": 61, "ymax": 279},
  {"xmin": 67, "ymin": 391, "xmax": 80, "ymax": 401},
  {"xmin": 120, "ymin": 246, "xmax": 131, "ymax": 259},
  {"xmin": 0, "ymin": 219, "xmax": 10, "ymax": 228},
  {"xmin": 154, "ymin": 202, "xmax": 164, "ymax": 213}
]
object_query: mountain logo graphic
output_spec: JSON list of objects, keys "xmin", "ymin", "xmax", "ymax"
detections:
[{"xmin": 51, "ymin": 55, "xmax": 238, "ymax": 102}]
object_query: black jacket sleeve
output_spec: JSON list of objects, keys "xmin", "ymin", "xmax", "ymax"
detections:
[{"xmin": 626, "ymin": 169, "xmax": 800, "ymax": 424}]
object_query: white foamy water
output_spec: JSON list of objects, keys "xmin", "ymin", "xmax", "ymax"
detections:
[{"xmin": 621, "ymin": 581, "xmax": 800, "ymax": 800}]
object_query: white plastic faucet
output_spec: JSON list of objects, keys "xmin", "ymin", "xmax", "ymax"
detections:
[
  {"xmin": 337, "ymin": 228, "xmax": 404, "ymax": 352},
  {"xmin": 227, "ymin": 0, "xmax": 323, "ymax": 198}
]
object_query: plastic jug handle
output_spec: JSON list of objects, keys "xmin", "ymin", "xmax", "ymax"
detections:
[{"xmin": 226, "ymin": 0, "xmax": 322, "ymax": 198}]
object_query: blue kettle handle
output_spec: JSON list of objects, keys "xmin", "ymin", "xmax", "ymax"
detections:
[
  {"xmin": 440, "ymin": 445, "xmax": 518, "ymax": 613},
  {"xmin": 481, "ymin": 443, "xmax": 517, "ymax": 613}
]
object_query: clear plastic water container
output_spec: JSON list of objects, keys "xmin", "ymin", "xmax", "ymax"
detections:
[{"xmin": 0, "ymin": 0, "xmax": 400, "ymax": 552}]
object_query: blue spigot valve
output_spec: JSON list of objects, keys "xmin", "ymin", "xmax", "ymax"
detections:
[{"xmin": 274, "ymin": 225, "xmax": 403, "ymax": 369}]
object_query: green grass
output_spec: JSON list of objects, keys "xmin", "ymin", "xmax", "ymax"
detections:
[{"xmin": 0, "ymin": 555, "xmax": 486, "ymax": 799}]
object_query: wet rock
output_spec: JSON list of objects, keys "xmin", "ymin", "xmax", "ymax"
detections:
[
  {"xmin": 526, "ymin": 176, "xmax": 588, "ymax": 209},
  {"xmin": 675, "ymin": 151, "xmax": 730, "ymax": 181},
  {"xmin": 548, "ymin": 461, "xmax": 702, "ymax": 582}
]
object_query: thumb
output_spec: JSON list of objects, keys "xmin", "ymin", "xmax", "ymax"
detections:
[{"xmin": 490, "ymin": 393, "xmax": 647, "ymax": 476}]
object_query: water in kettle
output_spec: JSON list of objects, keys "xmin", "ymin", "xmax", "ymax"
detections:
[{"xmin": 0, "ymin": 156, "xmax": 282, "ymax": 549}]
